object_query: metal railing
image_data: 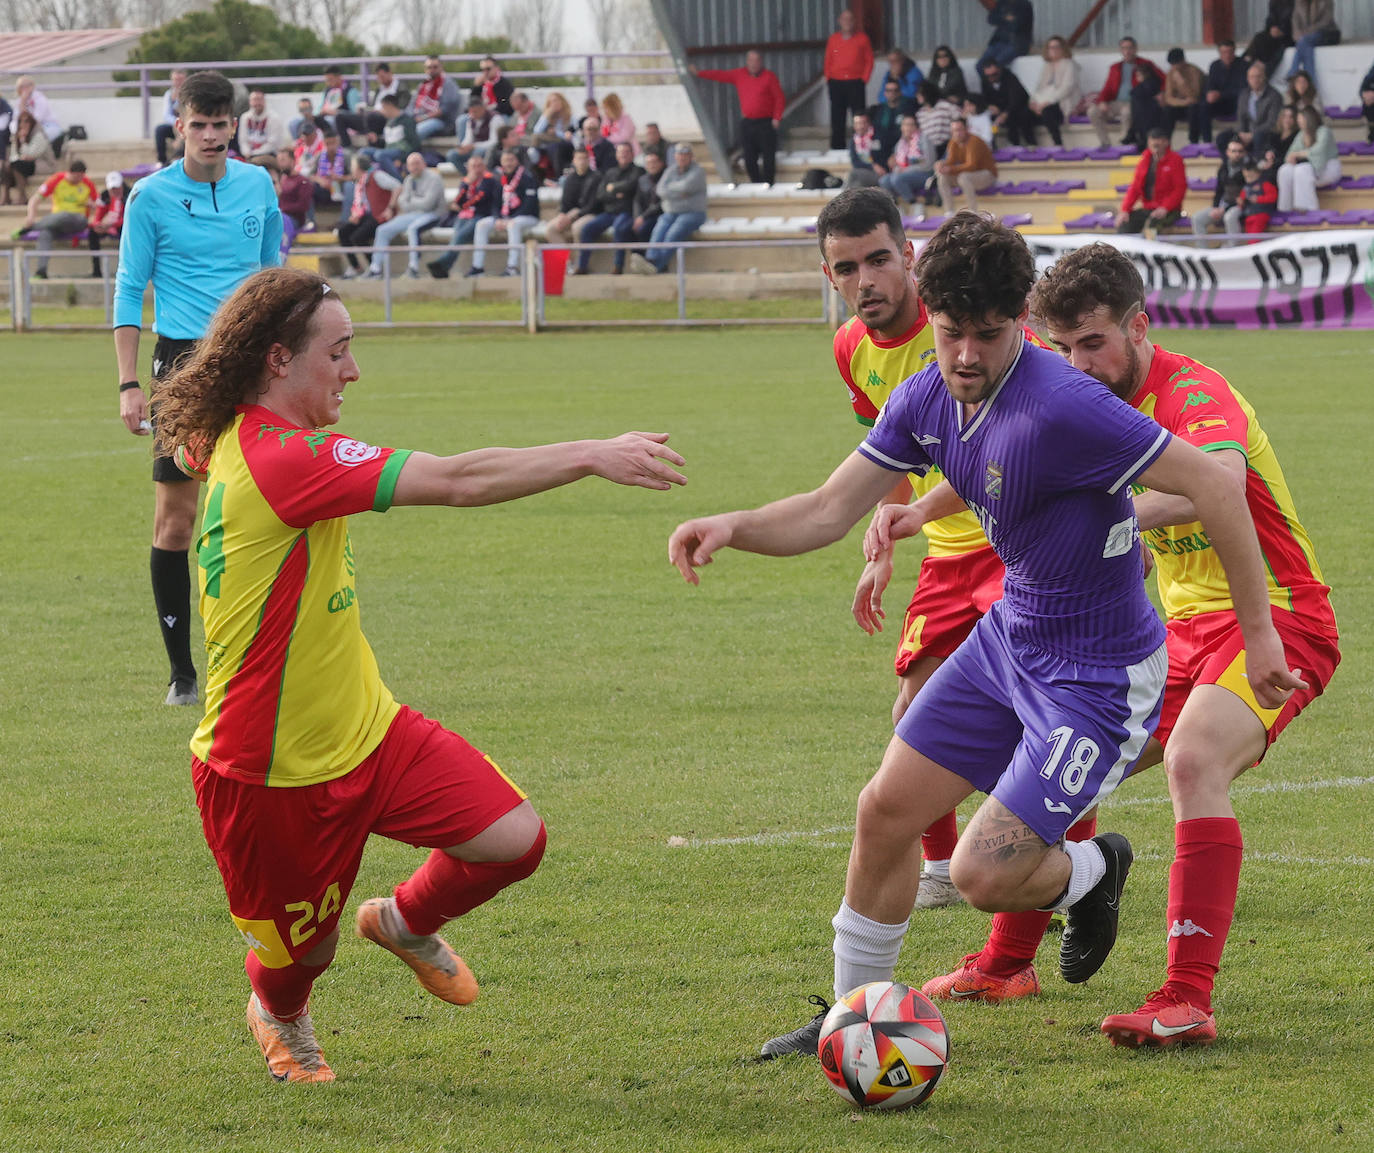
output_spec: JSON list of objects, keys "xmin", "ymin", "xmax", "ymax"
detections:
[
  {"xmin": 0, "ymin": 51, "xmax": 677, "ymax": 140},
  {"xmin": 11, "ymin": 237, "xmax": 834, "ymax": 333}
]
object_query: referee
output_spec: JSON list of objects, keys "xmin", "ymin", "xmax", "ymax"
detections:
[{"xmin": 114, "ymin": 70, "xmax": 281, "ymax": 705}]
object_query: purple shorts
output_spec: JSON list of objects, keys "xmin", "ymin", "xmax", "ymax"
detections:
[{"xmin": 896, "ymin": 601, "xmax": 1166, "ymax": 844}]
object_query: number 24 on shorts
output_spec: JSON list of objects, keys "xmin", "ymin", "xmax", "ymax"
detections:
[{"xmin": 231, "ymin": 882, "xmax": 343, "ymax": 968}]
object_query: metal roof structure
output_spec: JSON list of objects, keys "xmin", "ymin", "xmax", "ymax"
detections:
[{"xmin": 0, "ymin": 28, "xmax": 144, "ymax": 76}]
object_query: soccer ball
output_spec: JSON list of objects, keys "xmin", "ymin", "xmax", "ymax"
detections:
[{"xmin": 817, "ymin": 981, "xmax": 949, "ymax": 1110}]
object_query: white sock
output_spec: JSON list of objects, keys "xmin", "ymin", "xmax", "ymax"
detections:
[
  {"xmin": 1058, "ymin": 838, "xmax": 1106, "ymax": 912},
  {"xmin": 831, "ymin": 899, "xmax": 909, "ymax": 999},
  {"xmin": 923, "ymin": 858, "xmax": 952, "ymax": 880}
]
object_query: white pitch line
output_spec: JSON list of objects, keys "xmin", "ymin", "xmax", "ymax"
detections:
[{"xmin": 682, "ymin": 775, "xmax": 1374, "ymax": 850}]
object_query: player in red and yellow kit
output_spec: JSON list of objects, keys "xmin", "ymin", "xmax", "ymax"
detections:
[
  {"xmin": 157, "ymin": 266, "xmax": 686, "ymax": 1082},
  {"xmin": 920, "ymin": 243, "xmax": 1339, "ymax": 1047}
]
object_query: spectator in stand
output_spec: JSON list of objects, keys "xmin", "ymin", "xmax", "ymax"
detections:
[
  {"xmin": 427, "ymin": 154, "xmax": 500, "ymax": 278},
  {"xmin": 934, "ymin": 115, "xmax": 997, "ymax": 213},
  {"xmin": 316, "ymin": 65, "xmax": 361, "ymax": 135},
  {"xmin": 1277, "ymin": 104, "xmax": 1339, "ymax": 212},
  {"xmin": 927, "ymin": 46, "xmax": 969, "ymax": 104},
  {"xmin": 577, "ymin": 97, "xmax": 600, "ymax": 132},
  {"xmin": 335, "ymin": 62, "xmax": 403, "ymax": 146},
  {"xmin": 1245, "ymin": 12, "xmax": 1292, "ymax": 80},
  {"xmin": 642, "ymin": 142, "xmax": 707, "ymax": 274},
  {"xmin": 474, "ymin": 57, "xmax": 515, "ymax": 117},
  {"xmin": 980, "ymin": 58, "xmax": 1033, "ymax": 146},
  {"xmin": 311, "ymin": 129, "xmax": 348, "ymax": 215},
  {"xmin": 274, "ymin": 149, "xmax": 314, "ymax": 255},
  {"xmin": 18, "ymin": 157, "xmax": 98, "ymax": 279},
  {"xmin": 1202, "ymin": 40, "xmax": 1247, "ymax": 143},
  {"xmin": 579, "ymin": 116, "xmax": 616, "ymax": 171},
  {"xmin": 337, "ymin": 153, "xmax": 400, "ymax": 278},
  {"xmin": 883, "ymin": 48, "xmax": 924, "ymax": 103},
  {"xmin": 238, "ymin": 88, "xmax": 289, "ymax": 164},
  {"xmin": 878, "ymin": 114, "xmax": 934, "ymax": 209},
  {"xmin": 1361, "ymin": 61, "xmax": 1374, "ymax": 144},
  {"xmin": 1115, "ymin": 126, "xmax": 1185, "ymax": 235},
  {"xmin": 626, "ymin": 150, "xmax": 665, "ymax": 268},
  {"xmin": 0, "ymin": 95, "xmax": 11, "ymax": 161},
  {"xmin": 845, "ymin": 111, "xmax": 882, "ymax": 188},
  {"xmin": 572, "ymin": 141, "xmax": 642, "ymax": 275},
  {"xmin": 1162, "ymin": 48, "xmax": 1207, "ymax": 145},
  {"xmin": 1285, "ymin": 70, "xmax": 1321, "ymax": 116},
  {"xmin": 976, "ymin": 0, "xmax": 1034, "ymax": 73},
  {"xmin": 1264, "ymin": 0, "xmax": 1295, "ymax": 41},
  {"xmin": 692, "ymin": 50, "xmax": 786, "ymax": 186},
  {"xmin": 825, "ymin": 8, "xmax": 874, "ymax": 151},
  {"xmin": 287, "ymin": 97, "xmax": 316, "ymax": 141},
  {"xmin": 1286, "ymin": 0, "xmax": 1340, "ymax": 91},
  {"xmin": 962, "ymin": 95, "xmax": 996, "ymax": 147},
  {"xmin": 1191, "ymin": 136, "xmax": 1250, "ymax": 240},
  {"xmin": 545, "ymin": 146, "xmax": 599, "ymax": 243},
  {"xmin": 599, "ymin": 93, "xmax": 636, "ymax": 148},
  {"xmin": 505, "ymin": 91, "xmax": 539, "ymax": 155},
  {"xmin": 1127, "ymin": 56, "xmax": 1167, "ymax": 148},
  {"xmin": 640, "ymin": 122, "xmax": 672, "ymax": 164},
  {"xmin": 1029, "ymin": 35, "xmax": 1082, "ymax": 148},
  {"xmin": 293, "ymin": 118, "xmax": 326, "ymax": 173},
  {"xmin": 446, "ymin": 100, "xmax": 506, "ymax": 169},
  {"xmin": 1236, "ymin": 154, "xmax": 1278, "ymax": 234},
  {"xmin": 869, "ymin": 79, "xmax": 913, "ymax": 161},
  {"xmin": 1090, "ymin": 37, "xmax": 1164, "ymax": 150},
  {"xmin": 14, "ymin": 77, "xmax": 62, "ymax": 154},
  {"xmin": 1229, "ymin": 60, "xmax": 1283, "ymax": 158},
  {"xmin": 412, "ymin": 56, "xmax": 462, "ymax": 143},
  {"xmin": 87, "ymin": 170, "xmax": 126, "ymax": 277},
  {"xmin": 366, "ymin": 151, "xmax": 445, "ymax": 278},
  {"xmin": 361, "ymin": 94, "xmax": 420, "ymax": 181},
  {"xmin": 155, "ymin": 71, "xmax": 187, "ymax": 166},
  {"xmin": 532, "ymin": 92, "xmax": 576, "ymax": 174},
  {"xmin": 471, "ymin": 148, "xmax": 541, "ymax": 277},
  {"xmin": 914, "ymin": 81, "xmax": 958, "ymax": 161},
  {"xmin": 1266, "ymin": 104, "xmax": 1302, "ymax": 169},
  {"xmin": 1, "ymin": 111, "xmax": 57, "ymax": 204}
]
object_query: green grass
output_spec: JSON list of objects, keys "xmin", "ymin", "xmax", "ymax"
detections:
[{"xmin": 0, "ymin": 326, "xmax": 1370, "ymax": 1152}]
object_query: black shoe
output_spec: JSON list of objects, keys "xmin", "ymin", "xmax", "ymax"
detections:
[
  {"xmin": 1060, "ymin": 833, "xmax": 1133, "ymax": 984},
  {"xmin": 464, "ymin": 266, "xmax": 483, "ymax": 277},
  {"xmin": 758, "ymin": 995, "xmax": 830, "ymax": 1060},
  {"xmin": 427, "ymin": 260, "xmax": 450, "ymax": 279},
  {"xmin": 165, "ymin": 677, "xmax": 198, "ymax": 706},
  {"xmin": 33, "ymin": 268, "xmax": 47, "ymax": 280}
]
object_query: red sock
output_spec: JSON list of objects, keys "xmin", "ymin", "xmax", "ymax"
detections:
[
  {"xmin": 1165, "ymin": 816, "xmax": 1242, "ymax": 1014},
  {"xmin": 246, "ymin": 951, "xmax": 329, "ymax": 1021},
  {"xmin": 980, "ymin": 813, "xmax": 1097, "ymax": 977},
  {"xmin": 921, "ymin": 810, "xmax": 959, "ymax": 863},
  {"xmin": 395, "ymin": 823, "xmax": 547, "ymax": 937}
]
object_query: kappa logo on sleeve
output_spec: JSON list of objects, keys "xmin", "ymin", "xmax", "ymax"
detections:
[{"xmin": 332, "ymin": 437, "xmax": 383, "ymax": 467}]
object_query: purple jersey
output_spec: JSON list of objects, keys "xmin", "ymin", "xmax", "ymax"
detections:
[{"xmin": 859, "ymin": 341, "xmax": 1170, "ymax": 664}]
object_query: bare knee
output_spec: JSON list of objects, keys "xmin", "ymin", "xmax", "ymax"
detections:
[
  {"xmin": 1163, "ymin": 740, "xmax": 1221, "ymax": 804},
  {"xmin": 153, "ymin": 482, "xmax": 199, "ymax": 551},
  {"xmin": 948, "ymin": 855, "xmax": 1011, "ymax": 911},
  {"xmin": 300, "ymin": 927, "xmax": 340, "ymax": 968},
  {"xmin": 447, "ymin": 800, "xmax": 545, "ymax": 864}
]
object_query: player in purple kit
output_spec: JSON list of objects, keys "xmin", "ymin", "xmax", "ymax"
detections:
[{"xmin": 668, "ymin": 213, "xmax": 1300, "ymax": 1057}]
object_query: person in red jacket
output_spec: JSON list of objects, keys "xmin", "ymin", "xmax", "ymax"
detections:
[
  {"xmin": 825, "ymin": 9, "xmax": 874, "ymax": 150},
  {"xmin": 1116, "ymin": 126, "xmax": 1185, "ymax": 235},
  {"xmin": 1089, "ymin": 36, "xmax": 1166, "ymax": 149},
  {"xmin": 692, "ymin": 50, "xmax": 786, "ymax": 185},
  {"xmin": 87, "ymin": 170, "xmax": 126, "ymax": 278}
]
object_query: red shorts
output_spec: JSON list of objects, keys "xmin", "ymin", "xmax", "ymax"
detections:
[
  {"xmin": 894, "ymin": 546, "xmax": 1005, "ymax": 676},
  {"xmin": 1153, "ymin": 605, "xmax": 1340, "ymax": 751},
  {"xmin": 192, "ymin": 705, "xmax": 527, "ymax": 969}
]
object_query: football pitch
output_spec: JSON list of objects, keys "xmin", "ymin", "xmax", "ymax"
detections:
[{"xmin": 1, "ymin": 323, "xmax": 1370, "ymax": 1152}]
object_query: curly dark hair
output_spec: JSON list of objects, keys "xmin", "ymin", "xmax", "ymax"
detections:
[
  {"xmin": 914, "ymin": 212, "xmax": 1034, "ymax": 324},
  {"xmin": 154, "ymin": 267, "xmax": 338, "ymax": 461},
  {"xmin": 1029, "ymin": 242, "xmax": 1144, "ymax": 331}
]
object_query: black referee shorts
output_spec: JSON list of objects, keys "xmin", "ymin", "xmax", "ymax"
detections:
[{"xmin": 150, "ymin": 336, "xmax": 199, "ymax": 484}]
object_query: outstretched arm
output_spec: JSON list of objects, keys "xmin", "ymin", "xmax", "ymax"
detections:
[
  {"xmin": 668, "ymin": 451, "xmax": 896, "ymax": 585},
  {"xmin": 1133, "ymin": 447, "xmax": 1244, "ymax": 530},
  {"xmin": 1135, "ymin": 437, "xmax": 1304, "ymax": 709},
  {"xmin": 392, "ymin": 431, "xmax": 686, "ymax": 507}
]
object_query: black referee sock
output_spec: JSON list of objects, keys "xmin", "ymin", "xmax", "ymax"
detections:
[{"xmin": 151, "ymin": 547, "xmax": 196, "ymax": 685}]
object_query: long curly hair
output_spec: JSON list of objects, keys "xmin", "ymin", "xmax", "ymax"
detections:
[
  {"xmin": 154, "ymin": 267, "xmax": 337, "ymax": 461},
  {"xmin": 915, "ymin": 212, "xmax": 1034, "ymax": 325}
]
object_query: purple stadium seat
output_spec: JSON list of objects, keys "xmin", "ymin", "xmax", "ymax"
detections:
[
  {"xmin": 1324, "ymin": 105, "xmax": 1360, "ymax": 120},
  {"xmin": 1064, "ymin": 211, "xmax": 1113, "ymax": 229},
  {"xmin": 1333, "ymin": 209, "xmax": 1372, "ymax": 226},
  {"xmin": 1000, "ymin": 212, "xmax": 1033, "ymax": 227},
  {"xmin": 1047, "ymin": 148, "xmax": 1090, "ymax": 161},
  {"xmin": 993, "ymin": 148, "xmax": 1018, "ymax": 162},
  {"xmin": 909, "ymin": 215, "xmax": 948, "ymax": 232},
  {"xmin": 1188, "ymin": 177, "xmax": 1216, "ymax": 191},
  {"xmin": 1175, "ymin": 143, "xmax": 1214, "ymax": 159},
  {"xmin": 1087, "ymin": 147, "xmax": 1125, "ymax": 161},
  {"xmin": 1337, "ymin": 141, "xmax": 1374, "ymax": 156},
  {"xmin": 1068, "ymin": 114, "xmax": 1090, "ymax": 124},
  {"xmin": 121, "ymin": 162, "xmax": 158, "ymax": 183},
  {"xmin": 1042, "ymin": 179, "xmax": 1086, "ymax": 193},
  {"xmin": 1015, "ymin": 148, "xmax": 1052, "ymax": 162}
]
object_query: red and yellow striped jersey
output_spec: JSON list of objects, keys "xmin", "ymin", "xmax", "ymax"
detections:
[
  {"xmin": 188, "ymin": 406, "xmax": 412, "ymax": 787},
  {"xmin": 833, "ymin": 302, "xmax": 986, "ymax": 556},
  {"xmin": 1131, "ymin": 347, "xmax": 1335, "ymax": 630}
]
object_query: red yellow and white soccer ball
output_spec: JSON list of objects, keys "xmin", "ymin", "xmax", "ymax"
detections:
[{"xmin": 817, "ymin": 981, "xmax": 950, "ymax": 1109}]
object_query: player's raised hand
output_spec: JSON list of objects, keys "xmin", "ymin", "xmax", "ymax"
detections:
[
  {"xmin": 120, "ymin": 384, "xmax": 151, "ymax": 435},
  {"xmin": 864, "ymin": 502, "xmax": 925, "ymax": 561},
  {"xmin": 852, "ymin": 553, "xmax": 892, "ymax": 634},
  {"xmin": 668, "ymin": 514, "xmax": 734, "ymax": 585},
  {"xmin": 1244, "ymin": 627, "xmax": 1308, "ymax": 711},
  {"xmin": 592, "ymin": 432, "xmax": 687, "ymax": 491}
]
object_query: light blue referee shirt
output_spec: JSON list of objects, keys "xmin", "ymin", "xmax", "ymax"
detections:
[{"xmin": 113, "ymin": 158, "xmax": 282, "ymax": 339}]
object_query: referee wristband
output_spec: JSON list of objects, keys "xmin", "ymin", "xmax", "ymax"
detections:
[{"xmin": 119, "ymin": 380, "xmax": 142, "ymax": 392}]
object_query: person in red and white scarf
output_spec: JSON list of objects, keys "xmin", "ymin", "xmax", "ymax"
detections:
[
  {"xmin": 427, "ymin": 154, "xmax": 500, "ymax": 278},
  {"xmin": 413, "ymin": 56, "xmax": 461, "ymax": 142},
  {"xmin": 337, "ymin": 153, "xmax": 401, "ymax": 277},
  {"xmin": 473, "ymin": 56, "xmax": 514, "ymax": 116},
  {"xmin": 471, "ymin": 148, "xmax": 540, "ymax": 277},
  {"xmin": 878, "ymin": 114, "xmax": 935, "ymax": 208},
  {"xmin": 87, "ymin": 170, "xmax": 127, "ymax": 277}
]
